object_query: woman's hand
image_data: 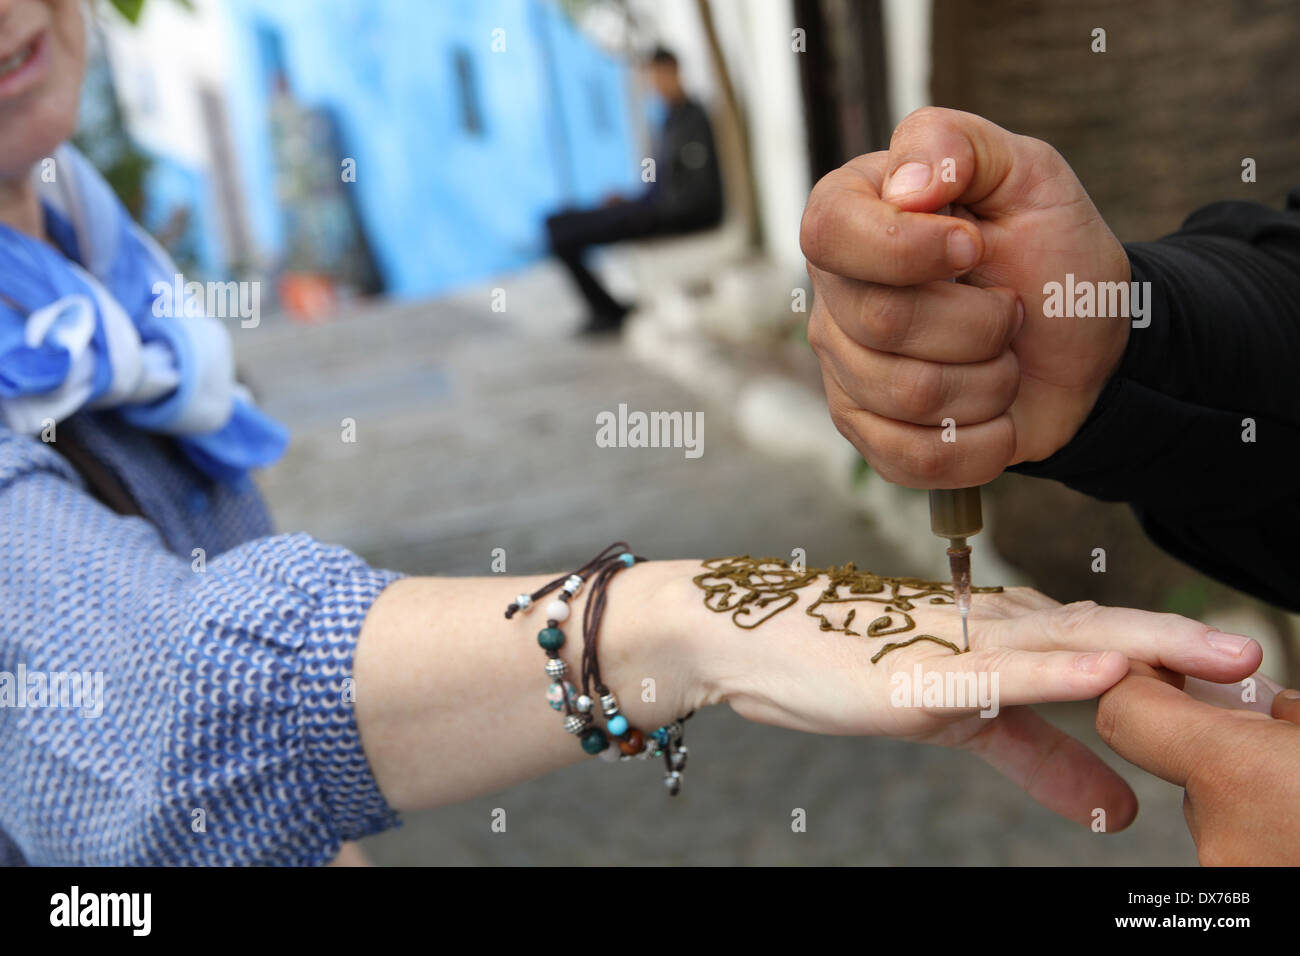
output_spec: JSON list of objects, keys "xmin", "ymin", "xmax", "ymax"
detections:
[{"xmin": 674, "ymin": 565, "xmax": 1262, "ymax": 829}]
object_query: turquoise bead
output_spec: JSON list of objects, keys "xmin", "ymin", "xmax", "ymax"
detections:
[
  {"xmin": 607, "ymin": 714, "xmax": 629, "ymax": 736},
  {"xmin": 580, "ymin": 729, "xmax": 609, "ymax": 754},
  {"xmin": 537, "ymin": 627, "xmax": 565, "ymax": 650},
  {"xmin": 618, "ymin": 553, "xmax": 635, "ymax": 566}
]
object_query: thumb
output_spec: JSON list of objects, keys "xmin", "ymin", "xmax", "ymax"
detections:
[
  {"xmin": 1095, "ymin": 673, "xmax": 1242, "ymax": 788},
  {"xmin": 1272, "ymin": 688, "xmax": 1300, "ymax": 726},
  {"xmin": 880, "ymin": 106, "xmax": 1060, "ymax": 219}
]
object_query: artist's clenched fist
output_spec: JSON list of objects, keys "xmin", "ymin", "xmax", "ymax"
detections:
[{"xmin": 800, "ymin": 107, "xmax": 1131, "ymax": 488}]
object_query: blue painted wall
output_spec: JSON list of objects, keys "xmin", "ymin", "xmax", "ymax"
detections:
[
  {"xmin": 219, "ymin": 0, "xmax": 640, "ymax": 297},
  {"xmin": 139, "ymin": 153, "xmax": 225, "ymax": 276}
]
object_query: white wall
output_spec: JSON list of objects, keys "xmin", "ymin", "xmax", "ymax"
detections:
[
  {"xmin": 97, "ymin": 0, "xmax": 233, "ymax": 169},
  {"xmin": 713, "ymin": 0, "xmax": 810, "ymax": 274},
  {"xmin": 882, "ymin": 0, "xmax": 933, "ymax": 128},
  {"xmin": 626, "ymin": 0, "xmax": 720, "ymax": 105}
]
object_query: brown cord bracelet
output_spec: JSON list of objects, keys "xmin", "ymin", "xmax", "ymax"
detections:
[{"xmin": 506, "ymin": 542, "xmax": 693, "ymax": 795}]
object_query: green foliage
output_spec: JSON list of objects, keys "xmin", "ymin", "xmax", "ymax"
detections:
[
  {"xmin": 852, "ymin": 456, "xmax": 871, "ymax": 488},
  {"xmin": 82, "ymin": 0, "xmax": 197, "ymax": 238},
  {"xmin": 107, "ymin": 0, "xmax": 146, "ymax": 23},
  {"xmin": 1164, "ymin": 581, "xmax": 1210, "ymax": 620},
  {"xmin": 95, "ymin": 148, "xmax": 151, "ymax": 219},
  {"xmin": 107, "ymin": 0, "xmax": 194, "ymax": 25},
  {"xmin": 73, "ymin": 43, "xmax": 152, "ymax": 219}
]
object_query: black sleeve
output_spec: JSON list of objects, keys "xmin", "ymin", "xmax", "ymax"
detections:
[
  {"xmin": 656, "ymin": 102, "xmax": 724, "ymax": 228},
  {"xmin": 1009, "ymin": 188, "xmax": 1300, "ymax": 612}
]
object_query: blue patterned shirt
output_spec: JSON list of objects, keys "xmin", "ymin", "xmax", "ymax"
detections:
[{"xmin": 0, "ymin": 412, "xmax": 402, "ymax": 864}]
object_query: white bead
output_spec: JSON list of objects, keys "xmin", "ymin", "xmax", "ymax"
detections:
[
  {"xmin": 598, "ymin": 745, "xmax": 621, "ymax": 762},
  {"xmin": 545, "ymin": 599, "xmax": 570, "ymax": 622}
]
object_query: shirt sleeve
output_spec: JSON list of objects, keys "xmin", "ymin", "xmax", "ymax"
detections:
[
  {"xmin": 1009, "ymin": 188, "xmax": 1300, "ymax": 612},
  {"xmin": 0, "ymin": 432, "xmax": 403, "ymax": 865}
]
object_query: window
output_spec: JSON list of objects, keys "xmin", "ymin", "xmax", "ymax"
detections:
[{"xmin": 452, "ymin": 47, "xmax": 485, "ymax": 136}]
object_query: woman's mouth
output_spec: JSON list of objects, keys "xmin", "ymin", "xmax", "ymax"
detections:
[
  {"xmin": 0, "ymin": 32, "xmax": 48, "ymax": 98},
  {"xmin": 0, "ymin": 39, "xmax": 38, "ymax": 77}
]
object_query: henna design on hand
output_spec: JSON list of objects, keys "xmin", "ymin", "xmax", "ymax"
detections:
[{"xmin": 692, "ymin": 555, "xmax": 1003, "ymax": 663}]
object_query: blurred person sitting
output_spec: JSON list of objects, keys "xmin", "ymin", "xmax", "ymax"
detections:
[{"xmin": 544, "ymin": 45, "xmax": 723, "ymax": 335}]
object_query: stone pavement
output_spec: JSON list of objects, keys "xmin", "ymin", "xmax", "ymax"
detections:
[{"xmin": 230, "ymin": 265, "xmax": 1197, "ymax": 865}]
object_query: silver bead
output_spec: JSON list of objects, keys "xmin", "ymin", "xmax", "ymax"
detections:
[
  {"xmin": 515, "ymin": 594, "xmax": 533, "ymax": 611},
  {"xmin": 545, "ymin": 658, "xmax": 567, "ymax": 679},
  {"xmin": 563, "ymin": 574, "xmax": 583, "ymax": 596},
  {"xmin": 664, "ymin": 771, "xmax": 682, "ymax": 796},
  {"xmin": 670, "ymin": 747, "xmax": 688, "ymax": 771},
  {"xmin": 636, "ymin": 740, "xmax": 657, "ymax": 760},
  {"xmin": 564, "ymin": 714, "xmax": 589, "ymax": 735},
  {"xmin": 575, "ymin": 694, "xmax": 593, "ymax": 713},
  {"xmin": 600, "ymin": 693, "xmax": 618, "ymax": 716}
]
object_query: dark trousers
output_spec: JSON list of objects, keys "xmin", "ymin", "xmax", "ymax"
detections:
[{"xmin": 545, "ymin": 199, "xmax": 663, "ymax": 321}]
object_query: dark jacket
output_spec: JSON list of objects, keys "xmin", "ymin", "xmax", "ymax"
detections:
[
  {"xmin": 1011, "ymin": 189, "xmax": 1300, "ymax": 611},
  {"xmin": 646, "ymin": 98, "xmax": 724, "ymax": 230}
]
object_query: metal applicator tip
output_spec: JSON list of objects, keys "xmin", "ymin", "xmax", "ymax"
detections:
[{"xmin": 946, "ymin": 544, "xmax": 973, "ymax": 653}]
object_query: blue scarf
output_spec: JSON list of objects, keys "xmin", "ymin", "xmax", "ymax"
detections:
[{"xmin": 0, "ymin": 144, "xmax": 287, "ymax": 485}]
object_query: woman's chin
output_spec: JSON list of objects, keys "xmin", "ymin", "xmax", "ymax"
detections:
[{"xmin": 0, "ymin": 100, "xmax": 79, "ymax": 181}]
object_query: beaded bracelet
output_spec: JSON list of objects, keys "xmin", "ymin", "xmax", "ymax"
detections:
[{"xmin": 505, "ymin": 542, "xmax": 693, "ymax": 795}]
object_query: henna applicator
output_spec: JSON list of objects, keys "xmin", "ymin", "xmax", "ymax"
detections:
[
  {"xmin": 926, "ymin": 205, "xmax": 983, "ymax": 651},
  {"xmin": 929, "ymin": 487, "xmax": 982, "ymax": 651}
]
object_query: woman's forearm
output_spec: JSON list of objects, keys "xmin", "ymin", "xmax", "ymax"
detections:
[
  {"xmin": 351, "ymin": 552, "xmax": 1263, "ymax": 820},
  {"xmin": 351, "ymin": 559, "xmax": 713, "ymax": 810}
]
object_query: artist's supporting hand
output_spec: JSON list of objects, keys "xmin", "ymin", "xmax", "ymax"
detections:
[
  {"xmin": 354, "ymin": 559, "xmax": 1260, "ymax": 833},
  {"xmin": 800, "ymin": 107, "xmax": 1130, "ymax": 488},
  {"xmin": 1097, "ymin": 669, "xmax": 1300, "ymax": 864}
]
